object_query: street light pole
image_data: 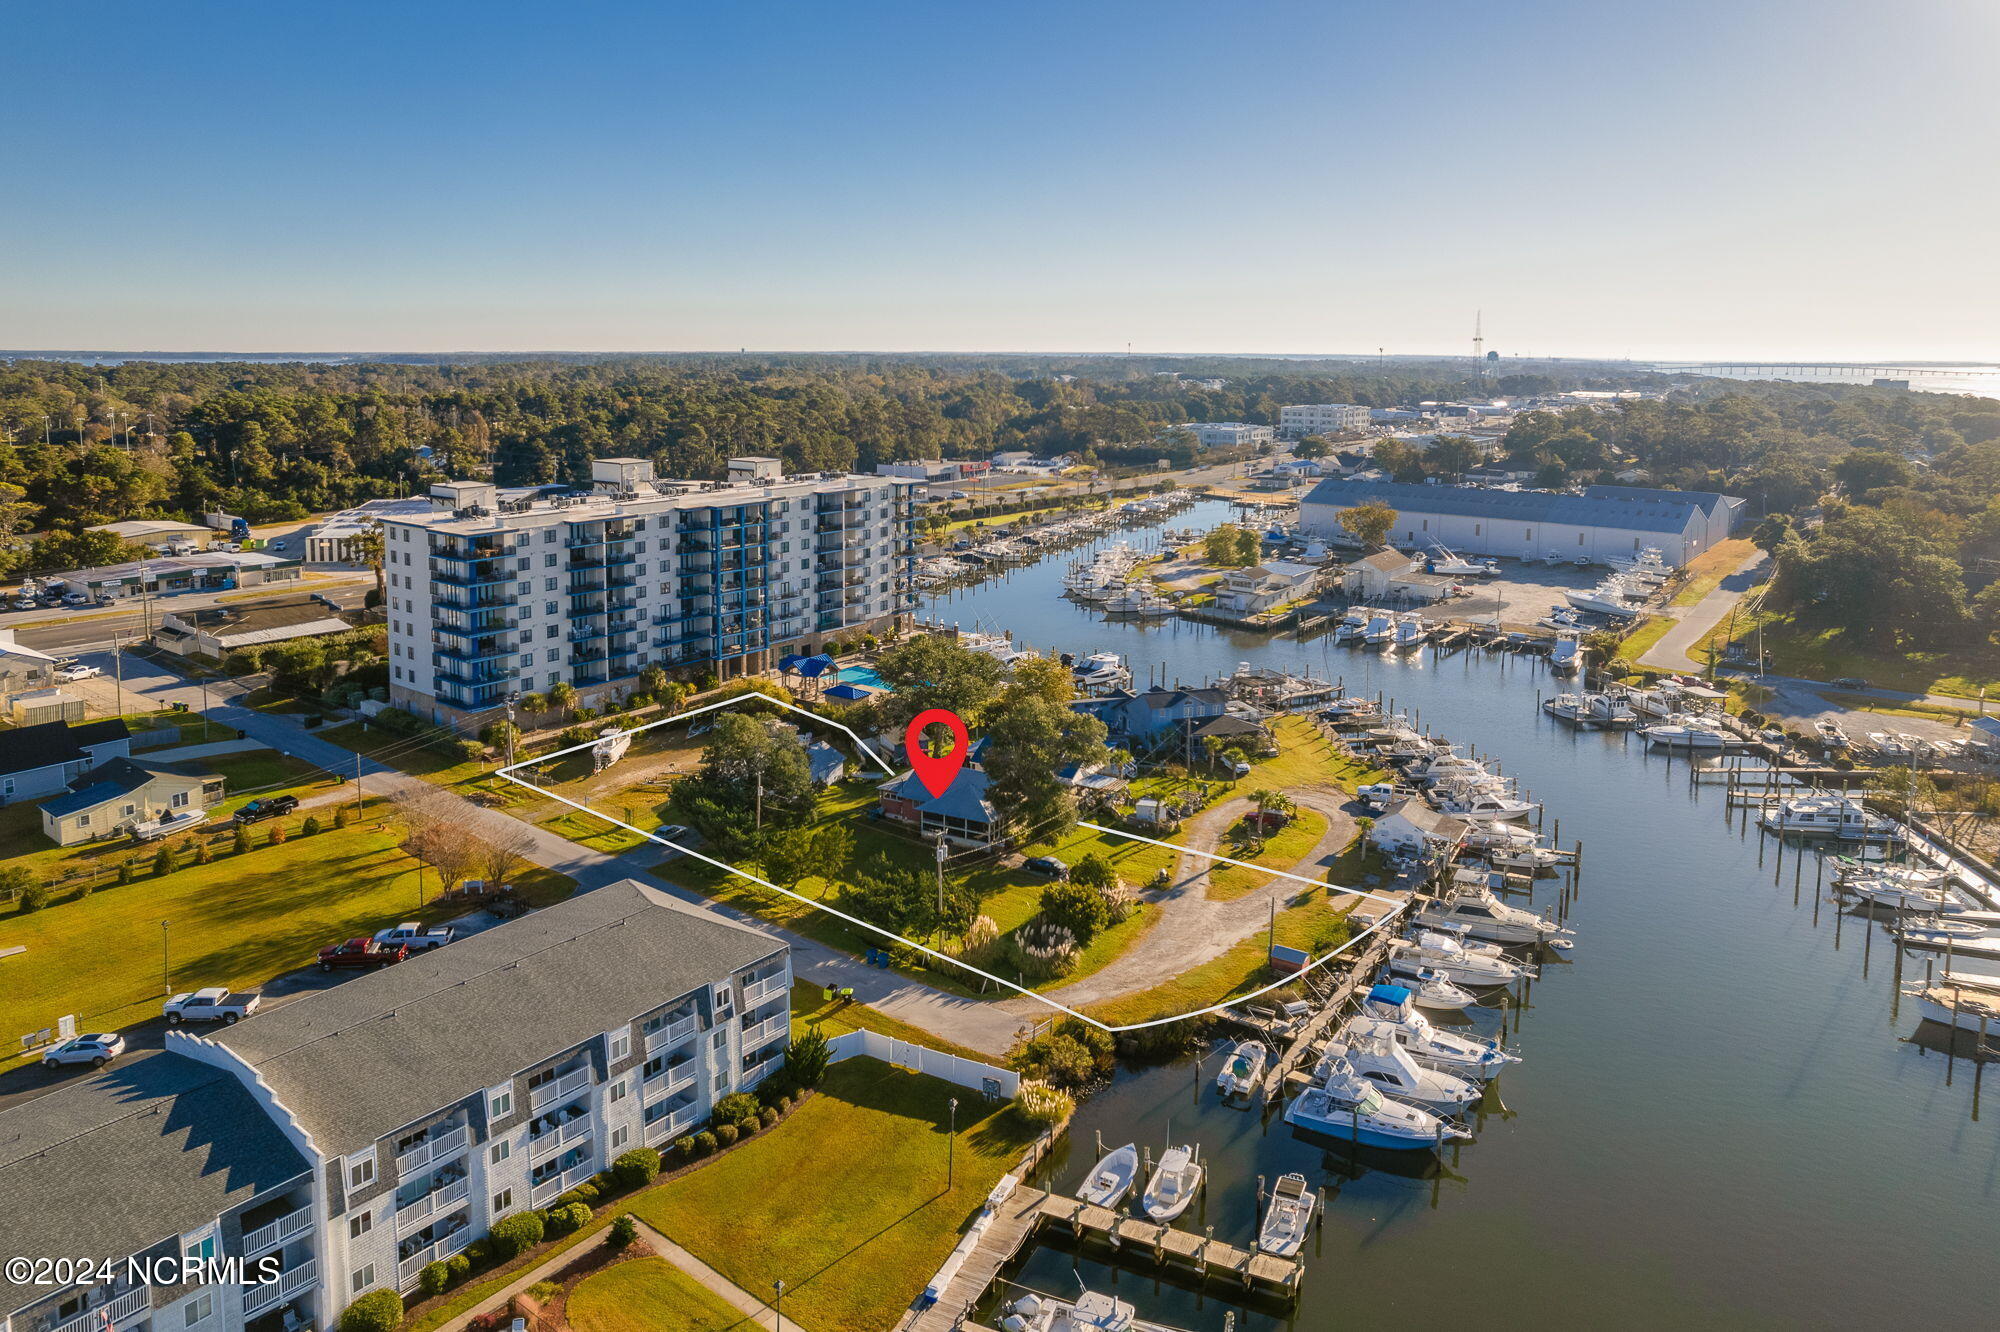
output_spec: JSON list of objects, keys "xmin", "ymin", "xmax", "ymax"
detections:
[
  {"xmin": 773, "ymin": 1279, "xmax": 784, "ymax": 1332},
  {"xmin": 161, "ymin": 920, "xmax": 171, "ymax": 994},
  {"xmin": 947, "ymin": 1096, "xmax": 958, "ymax": 1189}
]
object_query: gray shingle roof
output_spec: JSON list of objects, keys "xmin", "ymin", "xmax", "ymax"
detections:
[
  {"xmin": 1581, "ymin": 484, "xmax": 1740, "ymax": 517},
  {"xmin": 1302, "ymin": 479, "xmax": 1712, "ymax": 534},
  {"xmin": 0, "ymin": 717, "xmax": 129, "ymax": 778},
  {"xmin": 216, "ymin": 880, "xmax": 782, "ymax": 1154},
  {"xmin": 0, "ymin": 1053, "xmax": 309, "ymax": 1315}
]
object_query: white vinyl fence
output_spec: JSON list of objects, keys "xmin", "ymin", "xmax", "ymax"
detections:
[{"xmin": 826, "ymin": 1028, "xmax": 1019, "ymax": 1099}]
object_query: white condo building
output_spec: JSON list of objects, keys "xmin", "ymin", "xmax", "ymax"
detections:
[
  {"xmin": 1277, "ymin": 404, "xmax": 1370, "ymax": 439},
  {"xmin": 1183, "ymin": 423, "xmax": 1274, "ymax": 448},
  {"xmin": 0, "ymin": 881, "xmax": 791, "ymax": 1332},
  {"xmin": 379, "ymin": 457, "xmax": 917, "ymax": 723}
]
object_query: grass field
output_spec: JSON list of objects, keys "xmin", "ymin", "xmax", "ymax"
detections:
[
  {"xmin": 1205, "ymin": 808, "xmax": 1330, "ymax": 901},
  {"xmin": 1667, "ymin": 537, "xmax": 1756, "ymax": 608},
  {"xmin": 0, "ymin": 819, "xmax": 573, "ymax": 1047},
  {"xmin": 1618, "ymin": 614, "xmax": 1675, "ymax": 665},
  {"xmin": 1697, "ymin": 608, "xmax": 1999, "ymax": 701},
  {"xmin": 789, "ymin": 980, "xmax": 992, "ymax": 1064},
  {"xmin": 628, "ymin": 1058, "xmax": 1038, "ymax": 1332},
  {"xmin": 566, "ymin": 1257, "xmax": 749, "ymax": 1332}
]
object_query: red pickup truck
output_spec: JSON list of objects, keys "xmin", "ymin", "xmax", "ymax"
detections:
[{"xmin": 317, "ymin": 938, "xmax": 409, "ymax": 972}]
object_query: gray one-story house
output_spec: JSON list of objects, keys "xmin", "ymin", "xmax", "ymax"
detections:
[{"xmin": 0, "ymin": 718, "xmax": 132, "ymax": 803}]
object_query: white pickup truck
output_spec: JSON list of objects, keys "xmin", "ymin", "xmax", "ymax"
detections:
[
  {"xmin": 373, "ymin": 922, "xmax": 455, "ymax": 953},
  {"xmin": 163, "ymin": 987, "xmax": 261, "ymax": 1025}
]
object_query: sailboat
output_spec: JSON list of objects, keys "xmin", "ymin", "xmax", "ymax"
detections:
[{"xmin": 1258, "ymin": 1173, "xmax": 1317, "ymax": 1257}]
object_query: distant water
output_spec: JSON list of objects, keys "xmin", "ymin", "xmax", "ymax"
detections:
[
  {"xmin": 1676, "ymin": 364, "xmax": 2000, "ymax": 400},
  {"xmin": 939, "ymin": 501, "xmax": 1995, "ymax": 1329}
]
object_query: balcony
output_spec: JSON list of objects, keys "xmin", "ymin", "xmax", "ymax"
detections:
[
  {"xmin": 740, "ymin": 1014, "xmax": 788, "ymax": 1051},
  {"xmin": 643, "ymin": 1101, "xmax": 702, "ymax": 1147},
  {"xmin": 242, "ymin": 1203, "xmax": 313, "ymax": 1258},
  {"xmin": 644, "ymin": 1056, "xmax": 698, "ymax": 1102},
  {"xmin": 429, "ymin": 560, "xmax": 512, "ymax": 589},
  {"xmin": 433, "ymin": 636, "xmax": 511, "ymax": 665},
  {"xmin": 395, "ymin": 1124, "xmax": 468, "ymax": 1176},
  {"xmin": 244, "ymin": 1259, "xmax": 319, "ymax": 1319},
  {"xmin": 743, "ymin": 970, "xmax": 788, "ymax": 1007},
  {"xmin": 530, "ymin": 1160, "xmax": 596, "ymax": 1208},
  {"xmin": 395, "ymin": 1175, "xmax": 471, "ymax": 1235},
  {"xmin": 529, "ymin": 1065, "xmax": 593, "ymax": 1115},
  {"xmin": 645, "ymin": 1013, "xmax": 699, "ymax": 1055},
  {"xmin": 433, "ymin": 664, "xmax": 512, "ymax": 691},
  {"xmin": 397, "ymin": 1227, "xmax": 470, "ymax": 1290},
  {"xmin": 433, "ymin": 586, "xmax": 514, "ymax": 611},
  {"xmin": 49, "ymin": 1287, "xmax": 148, "ymax": 1332},
  {"xmin": 528, "ymin": 1115, "xmax": 594, "ymax": 1164}
]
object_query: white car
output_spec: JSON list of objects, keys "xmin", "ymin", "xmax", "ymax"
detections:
[
  {"xmin": 42, "ymin": 1033, "xmax": 126, "ymax": 1069},
  {"xmin": 54, "ymin": 664, "xmax": 102, "ymax": 682}
]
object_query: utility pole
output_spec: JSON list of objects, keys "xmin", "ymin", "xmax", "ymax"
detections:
[
  {"xmin": 112, "ymin": 633, "xmax": 126, "ymax": 717},
  {"xmin": 505, "ymin": 691, "xmax": 520, "ymax": 769},
  {"xmin": 161, "ymin": 920, "xmax": 171, "ymax": 994},
  {"xmin": 933, "ymin": 832, "xmax": 949, "ymax": 932},
  {"xmin": 947, "ymin": 1096, "xmax": 958, "ymax": 1189}
]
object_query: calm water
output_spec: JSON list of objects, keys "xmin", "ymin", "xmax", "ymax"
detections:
[{"xmin": 938, "ymin": 501, "xmax": 1996, "ymax": 1330}]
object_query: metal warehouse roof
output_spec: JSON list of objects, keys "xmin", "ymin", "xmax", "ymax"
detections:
[{"xmin": 1301, "ymin": 479, "xmax": 1708, "ymax": 534}]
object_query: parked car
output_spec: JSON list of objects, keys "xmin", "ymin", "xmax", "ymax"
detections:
[
  {"xmin": 373, "ymin": 922, "xmax": 454, "ymax": 953},
  {"xmin": 317, "ymin": 938, "xmax": 408, "ymax": 971},
  {"xmin": 1229, "ymin": 758, "xmax": 1254, "ymax": 778},
  {"xmin": 1831, "ymin": 677, "xmax": 1870, "ymax": 690},
  {"xmin": 53, "ymin": 664, "xmax": 102, "ymax": 682},
  {"xmin": 41, "ymin": 1033, "xmax": 126, "ymax": 1069},
  {"xmin": 60, "ymin": 591, "xmax": 92, "ymax": 607},
  {"xmin": 1024, "ymin": 855, "xmax": 1068, "ymax": 879},
  {"xmin": 234, "ymin": 795, "xmax": 299, "ymax": 823},
  {"xmin": 163, "ymin": 987, "xmax": 261, "ymax": 1025},
  {"xmin": 655, "ymin": 824, "xmax": 699, "ymax": 858},
  {"xmin": 271, "ymin": 538, "xmax": 290, "ymax": 551}
]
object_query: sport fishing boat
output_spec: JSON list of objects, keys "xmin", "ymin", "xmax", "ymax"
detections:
[
  {"xmin": 1215, "ymin": 1039, "xmax": 1266, "ymax": 1100},
  {"xmin": 1459, "ymin": 822, "xmax": 1540, "ymax": 852},
  {"xmin": 1258, "ymin": 1173, "xmax": 1317, "ymax": 1257},
  {"xmin": 1361, "ymin": 610, "xmax": 1397, "ymax": 645},
  {"xmin": 1386, "ymin": 930, "xmax": 1535, "ymax": 987},
  {"xmin": 1564, "ymin": 577, "xmax": 1638, "ymax": 617},
  {"xmin": 1424, "ymin": 543, "xmax": 1498, "ymax": 578},
  {"xmin": 1076, "ymin": 1142, "xmax": 1139, "ymax": 1209},
  {"xmin": 1390, "ymin": 611, "xmax": 1431, "ymax": 650},
  {"xmin": 1585, "ymin": 691, "xmax": 1639, "ymax": 726},
  {"xmin": 998, "ymin": 1290, "xmax": 1170, "ymax": 1332},
  {"xmin": 1353, "ymin": 983, "xmax": 1520, "ymax": 1078},
  {"xmin": 1312, "ymin": 1041, "xmax": 1483, "ymax": 1114},
  {"xmin": 1140, "ymin": 1143, "xmax": 1203, "ymax": 1222},
  {"xmin": 1548, "ymin": 634, "xmax": 1583, "ymax": 675},
  {"xmin": 1391, "ymin": 966, "xmax": 1480, "ymax": 1011},
  {"xmin": 1333, "ymin": 607, "xmax": 1371, "ymax": 642},
  {"xmin": 1759, "ymin": 795, "xmax": 1902, "ymax": 841},
  {"xmin": 1429, "ymin": 780, "xmax": 1538, "ymax": 823},
  {"xmin": 1071, "ymin": 651, "xmax": 1129, "ymax": 692},
  {"xmin": 1841, "ymin": 875, "xmax": 1968, "ymax": 914},
  {"xmin": 1815, "ymin": 718, "xmax": 1851, "ymax": 749},
  {"xmin": 1413, "ymin": 886, "xmax": 1571, "ymax": 945},
  {"xmin": 1283, "ymin": 1079, "xmax": 1472, "ymax": 1151},
  {"xmin": 1480, "ymin": 841, "xmax": 1565, "ymax": 872}
]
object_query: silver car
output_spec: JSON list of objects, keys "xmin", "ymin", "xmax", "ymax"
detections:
[{"xmin": 42, "ymin": 1033, "xmax": 126, "ymax": 1069}]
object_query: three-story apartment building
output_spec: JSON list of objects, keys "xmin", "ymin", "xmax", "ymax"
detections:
[
  {"xmin": 0, "ymin": 880, "xmax": 791, "ymax": 1332},
  {"xmin": 379, "ymin": 456, "xmax": 918, "ymax": 724}
]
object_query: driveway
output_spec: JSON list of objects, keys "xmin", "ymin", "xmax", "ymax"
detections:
[{"xmin": 1639, "ymin": 550, "xmax": 1770, "ymax": 673}]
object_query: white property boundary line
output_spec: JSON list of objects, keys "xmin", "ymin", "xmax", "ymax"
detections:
[{"xmin": 497, "ymin": 690, "xmax": 1407, "ymax": 1033}]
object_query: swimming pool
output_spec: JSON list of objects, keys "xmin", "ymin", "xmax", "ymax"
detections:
[{"xmin": 837, "ymin": 665, "xmax": 888, "ymax": 689}]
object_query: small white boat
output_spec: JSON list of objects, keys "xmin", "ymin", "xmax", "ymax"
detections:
[
  {"xmin": 1483, "ymin": 843, "xmax": 1564, "ymax": 872},
  {"xmin": 1537, "ymin": 605, "xmax": 1587, "ymax": 632},
  {"xmin": 1390, "ymin": 612, "xmax": 1430, "ymax": 650},
  {"xmin": 1429, "ymin": 785, "xmax": 1538, "ymax": 823},
  {"xmin": 1258, "ymin": 1173, "xmax": 1316, "ymax": 1257},
  {"xmin": 1815, "ymin": 718, "xmax": 1850, "ymax": 749},
  {"xmin": 1333, "ymin": 608, "xmax": 1370, "ymax": 642},
  {"xmin": 1641, "ymin": 714, "xmax": 1732, "ymax": 749},
  {"xmin": 1395, "ymin": 966, "xmax": 1481, "ymax": 1011},
  {"xmin": 1313, "ymin": 1041, "xmax": 1482, "ymax": 1114},
  {"xmin": 1140, "ymin": 1143, "xmax": 1203, "ymax": 1222},
  {"xmin": 1843, "ymin": 877, "xmax": 1968, "ymax": 914},
  {"xmin": 1905, "ymin": 975, "xmax": 2000, "ymax": 1033},
  {"xmin": 1215, "ymin": 1039, "xmax": 1266, "ymax": 1100},
  {"xmin": 999, "ymin": 1290, "xmax": 1162, "ymax": 1332},
  {"xmin": 1076, "ymin": 1143, "xmax": 1139, "ymax": 1209}
]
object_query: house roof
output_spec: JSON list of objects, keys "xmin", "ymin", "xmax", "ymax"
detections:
[
  {"xmin": 1350, "ymin": 549, "xmax": 1416, "ymax": 573},
  {"xmin": 215, "ymin": 880, "xmax": 782, "ymax": 1155},
  {"xmin": 878, "ymin": 766, "xmax": 997, "ymax": 824},
  {"xmin": 41, "ymin": 757, "xmax": 211, "ymax": 819},
  {"xmin": 0, "ymin": 717, "xmax": 130, "ymax": 778},
  {"xmin": 1258, "ymin": 560, "xmax": 1322, "ymax": 581},
  {"xmin": 806, "ymin": 743, "xmax": 845, "ymax": 781},
  {"xmin": 1303, "ymin": 478, "xmax": 1715, "ymax": 535},
  {"xmin": 1178, "ymin": 714, "xmax": 1269, "ymax": 741},
  {"xmin": 0, "ymin": 1052, "xmax": 310, "ymax": 1314},
  {"xmin": 1377, "ymin": 797, "xmax": 1470, "ymax": 841}
]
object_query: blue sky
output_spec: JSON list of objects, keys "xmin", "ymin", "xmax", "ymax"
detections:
[{"xmin": 3, "ymin": 0, "xmax": 1995, "ymax": 359}]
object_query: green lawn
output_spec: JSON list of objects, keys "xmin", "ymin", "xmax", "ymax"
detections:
[
  {"xmin": 1618, "ymin": 614, "xmax": 1674, "ymax": 665},
  {"xmin": 567, "ymin": 1257, "xmax": 751, "ymax": 1332},
  {"xmin": 0, "ymin": 820, "xmax": 573, "ymax": 1048},
  {"xmin": 1698, "ymin": 609, "xmax": 1998, "ymax": 701},
  {"xmin": 1667, "ymin": 537, "xmax": 1756, "ymax": 607},
  {"xmin": 628, "ymin": 1058, "xmax": 1038, "ymax": 1332},
  {"xmin": 1205, "ymin": 808, "xmax": 1330, "ymax": 902},
  {"xmin": 790, "ymin": 981, "xmax": 992, "ymax": 1064}
]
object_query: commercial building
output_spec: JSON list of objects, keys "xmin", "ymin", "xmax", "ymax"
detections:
[
  {"xmin": 302, "ymin": 499, "xmax": 435, "ymax": 564},
  {"xmin": 873, "ymin": 460, "xmax": 988, "ymax": 483},
  {"xmin": 0, "ymin": 880, "xmax": 791, "ymax": 1332},
  {"xmin": 378, "ymin": 457, "xmax": 917, "ymax": 724},
  {"xmin": 1183, "ymin": 423, "xmax": 1273, "ymax": 448},
  {"xmin": 86, "ymin": 519, "xmax": 216, "ymax": 552},
  {"xmin": 49, "ymin": 553, "xmax": 303, "ymax": 602},
  {"xmin": 1301, "ymin": 479, "xmax": 1742, "ymax": 567},
  {"xmin": 1277, "ymin": 404, "xmax": 1370, "ymax": 439},
  {"xmin": 153, "ymin": 600, "xmax": 356, "ymax": 659}
]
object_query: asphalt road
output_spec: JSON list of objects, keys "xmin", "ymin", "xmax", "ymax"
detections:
[{"xmin": 8, "ymin": 577, "xmax": 372, "ymax": 655}]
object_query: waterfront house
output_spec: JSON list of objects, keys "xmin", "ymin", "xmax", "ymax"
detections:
[
  {"xmin": 1214, "ymin": 560, "xmax": 1323, "ymax": 615},
  {"xmin": 876, "ymin": 766, "xmax": 1001, "ymax": 847},
  {"xmin": 40, "ymin": 757, "xmax": 222, "ymax": 846},
  {"xmin": 1344, "ymin": 549, "xmax": 1455, "ymax": 603},
  {"xmin": 1072, "ymin": 686, "xmax": 1230, "ymax": 745},
  {"xmin": 1368, "ymin": 797, "xmax": 1470, "ymax": 856}
]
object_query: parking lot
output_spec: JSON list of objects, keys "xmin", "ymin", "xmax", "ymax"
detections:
[{"xmin": 1417, "ymin": 557, "xmax": 1656, "ymax": 630}]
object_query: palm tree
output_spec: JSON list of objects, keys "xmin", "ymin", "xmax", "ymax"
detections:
[
  {"xmin": 548, "ymin": 680, "xmax": 578, "ymax": 721},
  {"xmin": 352, "ymin": 526, "xmax": 386, "ymax": 606}
]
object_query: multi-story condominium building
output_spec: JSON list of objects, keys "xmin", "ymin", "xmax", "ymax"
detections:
[
  {"xmin": 1277, "ymin": 404, "xmax": 1370, "ymax": 439},
  {"xmin": 0, "ymin": 880, "xmax": 790, "ymax": 1332},
  {"xmin": 378, "ymin": 456, "xmax": 918, "ymax": 724},
  {"xmin": 1182, "ymin": 422, "xmax": 1274, "ymax": 448}
]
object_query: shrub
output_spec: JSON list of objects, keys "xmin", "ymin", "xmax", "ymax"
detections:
[
  {"xmin": 1039, "ymin": 880, "xmax": 1112, "ymax": 943},
  {"xmin": 609, "ymin": 1214, "xmax": 639, "ymax": 1248},
  {"xmin": 711, "ymin": 1091, "xmax": 761, "ymax": 1130},
  {"xmin": 233, "ymin": 824, "xmax": 252, "ymax": 854},
  {"xmin": 759, "ymin": 1106, "xmax": 780, "ymax": 1129},
  {"xmin": 302, "ymin": 815, "xmax": 323, "ymax": 837},
  {"xmin": 117, "ymin": 862, "xmax": 135, "ymax": 885},
  {"xmin": 1015, "ymin": 1081, "xmax": 1074, "ymax": 1125},
  {"xmin": 694, "ymin": 1130, "xmax": 718, "ymax": 1155},
  {"xmin": 673, "ymin": 1135, "xmax": 697, "ymax": 1160},
  {"xmin": 152, "ymin": 845, "xmax": 176, "ymax": 877},
  {"xmin": 444, "ymin": 1252, "xmax": 471, "ymax": 1285},
  {"xmin": 461, "ymin": 1238, "xmax": 492, "ymax": 1271},
  {"xmin": 488, "ymin": 1210, "xmax": 545, "ymax": 1260},
  {"xmin": 613, "ymin": 1147, "xmax": 661, "ymax": 1190},
  {"xmin": 525, "ymin": 1280, "xmax": 562, "ymax": 1303},
  {"xmin": 714, "ymin": 1122, "xmax": 739, "ymax": 1147},
  {"xmin": 784, "ymin": 1027, "xmax": 832, "ymax": 1090},
  {"xmin": 456, "ymin": 738, "xmax": 485, "ymax": 762},
  {"xmin": 337, "ymin": 1289, "xmax": 403, "ymax": 1332},
  {"xmin": 552, "ymin": 1183, "xmax": 598, "ymax": 1210},
  {"xmin": 589, "ymin": 1170, "xmax": 617, "ymax": 1196},
  {"xmin": 334, "ymin": 803, "xmax": 353, "ymax": 828},
  {"xmin": 545, "ymin": 1201, "xmax": 591, "ymax": 1236},
  {"xmin": 1032, "ymin": 1033, "xmax": 1097, "ymax": 1090},
  {"xmin": 418, "ymin": 1261, "xmax": 450, "ymax": 1298},
  {"xmin": 193, "ymin": 839, "xmax": 213, "ymax": 864},
  {"xmin": 268, "ymin": 823, "xmax": 288, "ymax": 845},
  {"xmin": 19, "ymin": 884, "xmax": 50, "ymax": 912}
]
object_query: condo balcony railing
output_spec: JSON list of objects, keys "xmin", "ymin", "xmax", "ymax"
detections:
[
  {"xmin": 529, "ymin": 1065, "xmax": 593, "ymax": 1115},
  {"xmin": 394, "ymin": 1175, "xmax": 470, "ymax": 1236},
  {"xmin": 395, "ymin": 1124, "xmax": 469, "ymax": 1176},
  {"xmin": 244, "ymin": 1259, "xmax": 319, "ymax": 1319},
  {"xmin": 242, "ymin": 1203, "xmax": 313, "ymax": 1258}
]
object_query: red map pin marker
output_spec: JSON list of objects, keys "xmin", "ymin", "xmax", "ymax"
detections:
[{"xmin": 905, "ymin": 708, "xmax": 971, "ymax": 798}]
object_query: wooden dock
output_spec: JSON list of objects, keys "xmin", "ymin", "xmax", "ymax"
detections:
[{"xmin": 1256, "ymin": 930, "xmax": 1396, "ymax": 1102}]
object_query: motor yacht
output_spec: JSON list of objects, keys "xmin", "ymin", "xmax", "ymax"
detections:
[
  {"xmin": 1759, "ymin": 795, "xmax": 1902, "ymax": 841},
  {"xmin": 1215, "ymin": 1039, "xmax": 1265, "ymax": 1100},
  {"xmin": 1640, "ymin": 713, "xmax": 1732, "ymax": 749},
  {"xmin": 1352, "ymin": 984, "xmax": 1520, "ymax": 1078},
  {"xmin": 1391, "ymin": 966, "xmax": 1481, "ymax": 1010},
  {"xmin": 1386, "ymin": 930, "xmax": 1535, "ymax": 987},
  {"xmin": 1313, "ymin": 1040, "xmax": 1482, "ymax": 1114},
  {"xmin": 1428, "ymin": 782, "xmax": 1538, "ymax": 823},
  {"xmin": 1548, "ymin": 634, "xmax": 1583, "ymax": 675},
  {"xmin": 1283, "ymin": 1078, "xmax": 1472, "ymax": 1150},
  {"xmin": 1413, "ymin": 886, "xmax": 1570, "ymax": 945}
]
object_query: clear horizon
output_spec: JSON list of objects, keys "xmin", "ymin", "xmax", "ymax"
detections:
[{"xmin": 4, "ymin": 0, "xmax": 1996, "ymax": 360}]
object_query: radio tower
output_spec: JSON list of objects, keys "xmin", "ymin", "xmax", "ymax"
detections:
[{"xmin": 1472, "ymin": 310, "xmax": 1485, "ymax": 374}]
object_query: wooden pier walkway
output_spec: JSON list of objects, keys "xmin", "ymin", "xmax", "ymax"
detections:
[{"xmin": 1257, "ymin": 930, "xmax": 1395, "ymax": 1102}]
